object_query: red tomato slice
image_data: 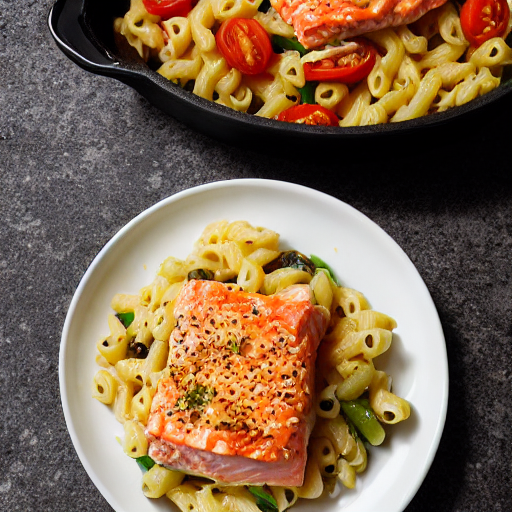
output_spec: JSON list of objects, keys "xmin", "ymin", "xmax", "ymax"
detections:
[
  {"xmin": 276, "ymin": 104, "xmax": 339, "ymax": 126},
  {"xmin": 460, "ymin": 0, "xmax": 510, "ymax": 47},
  {"xmin": 216, "ymin": 19, "xmax": 273, "ymax": 75},
  {"xmin": 303, "ymin": 38, "xmax": 377, "ymax": 84},
  {"xmin": 143, "ymin": 0, "xmax": 196, "ymax": 19}
]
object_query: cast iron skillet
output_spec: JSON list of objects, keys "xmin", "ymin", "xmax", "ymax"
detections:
[{"xmin": 48, "ymin": 0, "xmax": 512, "ymax": 146}]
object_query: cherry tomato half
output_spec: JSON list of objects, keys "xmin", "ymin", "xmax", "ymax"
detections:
[
  {"xmin": 303, "ymin": 38, "xmax": 377, "ymax": 84},
  {"xmin": 216, "ymin": 19, "xmax": 273, "ymax": 75},
  {"xmin": 143, "ymin": 0, "xmax": 196, "ymax": 19},
  {"xmin": 276, "ymin": 104, "xmax": 339, "ymax": 126},
  {"xmin": 460, "ymin": 0, "xmax": 510, "ymax": 47}
]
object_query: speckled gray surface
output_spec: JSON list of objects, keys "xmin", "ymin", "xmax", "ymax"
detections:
[{"xmin": 1, "ymin": 1, "xmax": 511, "ymax": 511}]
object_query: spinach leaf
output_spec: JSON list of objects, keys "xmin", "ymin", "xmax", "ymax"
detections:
[
  {"xmin": 271, "ymin": 35, "xmax": 308, "ymax": 56},
  {"xmin": 263, "ymin": 250, "xmax": 316, "ymax": 275},
  {"xmin": 188, "ymin": 268, "xmax": 215, "ymax": 281},
  {"xmin": 310, "ymin": 254, "xmax": 340, "ymax": 285},
  {"xmin": 136, "ymin": 455, "xmax": 155, "ymax": 471}
]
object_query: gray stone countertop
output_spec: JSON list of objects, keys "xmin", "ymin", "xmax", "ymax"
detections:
[{"xmin": 1, "ymin": 1, "xmax": 511, "ymax": 511}]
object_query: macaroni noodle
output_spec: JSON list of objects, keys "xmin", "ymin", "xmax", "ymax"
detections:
[
  {"xmin": 93, "ymin": 220, "xmax": 411, "ymax": 511},
  {"xmin": 115, "ymin": 0, "xmax": 511, "ymax": 126}
]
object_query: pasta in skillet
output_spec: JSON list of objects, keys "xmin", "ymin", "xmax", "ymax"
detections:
[
  {"xmin": 93, "ymin": 220, "xmax": 410, "ymax": 511},
  {"xmin": 114, "ymin": 0, "xmax": 512, "ymax": 126}
]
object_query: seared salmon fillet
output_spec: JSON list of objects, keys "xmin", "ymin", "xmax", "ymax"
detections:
[
  {"xmin": 146, "ymin": 279, "xmax": 329, "ymax": 486},
  {"xmin": 272, "ymin": 0, "xmax": 449, "ymax": 48}
]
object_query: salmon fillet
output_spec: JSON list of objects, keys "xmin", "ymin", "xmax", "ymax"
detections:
[
  {"xmin": 271, "ymin": 0, "xmax": 449, "ymax": 48},
  {"xmin": 146, "ymin": 279, "xmax": 329, "ymax": 486}
]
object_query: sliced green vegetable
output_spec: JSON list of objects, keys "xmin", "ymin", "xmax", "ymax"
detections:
[
  {"xmin": 136, "ymin": 455, "xmax": 156, "ymax": 471},
  {"xmin": 341, "ymin": 399, "xmax": 386, "ymax": 446},
  {"xmin": 309, "ymin": 254, "xmax": 340, "ymax": 285},
  {"xmin": 263, "ymin": 250, "xmax": 316, "ymax": 275},
  {"xmin": 188, "ymin": 268, "xmax": 215, "ymax": 281},
  {"xmin": 298, "ymin": 82, "xmax": 316, "ymax": 104},
  {"xmin": 271, "ymin": 35, "xmax": 308, "ymax": 56},
  {"xmin": 248, "ymin": 486, "xmax": 278, "ymax": 512},
  {"xmin": 345, "ymin": 414, "xmax": 360, "ymax": 441},
  {"xmin": 116, "ymin": 311, "xmax": 134, "ymax": 328}
]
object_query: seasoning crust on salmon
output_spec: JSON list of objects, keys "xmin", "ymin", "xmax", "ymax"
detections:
[
  {"xmin": 146, "ymin": 279, "xmax": 330, "ymax": 486},
  {"xmin": 271, "ymin": 0, "xmax": 449, "ymax": 48}
]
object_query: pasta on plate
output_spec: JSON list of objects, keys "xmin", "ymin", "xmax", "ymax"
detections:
[
  {"xmin": 92, "ymin": 220, "xmax": 411, "ymax": 511},
  {"xmin": 113, "ymin": 0, "xmax": 512, "ymax": 126}
]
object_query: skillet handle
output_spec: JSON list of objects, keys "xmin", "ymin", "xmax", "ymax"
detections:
[{"xmin": 48, "ymin": 0, "xmax": 118, "ymax": 72}]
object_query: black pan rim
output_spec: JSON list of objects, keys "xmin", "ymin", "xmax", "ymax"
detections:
[{"xmin": 48, "ymin": 0, "xmax": 512, "ymax": 140}]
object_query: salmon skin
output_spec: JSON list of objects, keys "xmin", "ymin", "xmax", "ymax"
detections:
[
  {"xmin": 146, "ymin": 279, "xmax": 329, "ymax": 486},
  {"xmin": 272, "ymin": 0, "xmax": 449, "ymax": 48}
]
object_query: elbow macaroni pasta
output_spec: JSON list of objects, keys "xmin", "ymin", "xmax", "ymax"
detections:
[
  {"xmin": 93, "ymin": 220, "xmax": 410, "ymax": 511},
  {"xmin": 114, "ymin": 0, "xmax": 512, "ymax": 126}
]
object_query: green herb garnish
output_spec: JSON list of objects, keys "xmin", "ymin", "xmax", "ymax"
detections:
[
  {"xmin": 228, "ymin": 336, "xmax": 240, "ymax": 353},
  {"xmin": 177, "ymin": 384, "xmax": 216, "ymax": 411}
]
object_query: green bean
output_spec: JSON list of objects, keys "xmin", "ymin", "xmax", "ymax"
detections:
[
  {"xmin": 248, "ymin": 486, "xmax": 278, "ymax": 512},
  {"xmin": 298, "ymin": 82, "xmax": 316, "ymax": 104},
  {"xmin": 341, "ymin": 399, "xmax": 386, "ymax": 446}
]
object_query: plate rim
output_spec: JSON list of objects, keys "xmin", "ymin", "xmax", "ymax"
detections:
[{"xmin": 59, "ymin": 178, "xmax": 449, "ymax": 512}]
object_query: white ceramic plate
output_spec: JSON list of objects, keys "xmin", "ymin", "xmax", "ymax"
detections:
[{"xmin": 60, "ymin": 179, "xmax": 448, "ymax": 512}]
